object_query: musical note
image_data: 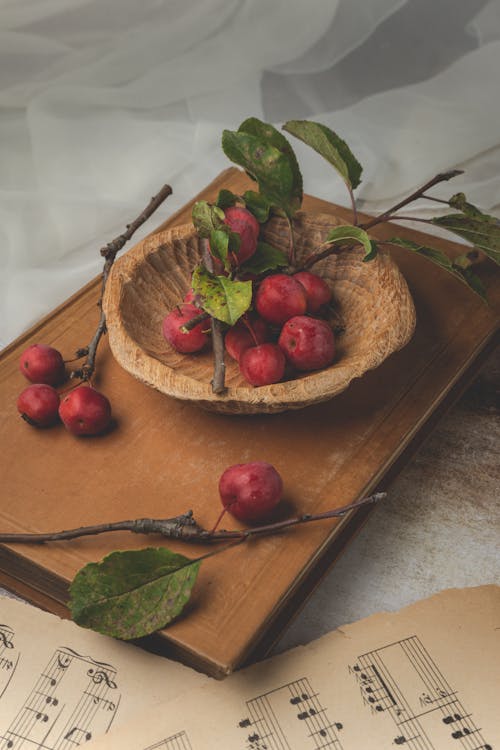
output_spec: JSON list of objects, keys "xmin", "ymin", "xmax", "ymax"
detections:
[
  {"xmin": 0, "ymin": 646, "xmax": 120, "ymax": 749},
  {"xmin": 350, "ymin": 635, "xmax": 493, "ymax": 750},
  {"xmin": 64, "ymin": 727, "xmax": 93, "ymax": 743},
  {"xmin": 0, "ymin": 625, "xmax": 19, "ymax": 701},
  {"xmin": 237, "ymin": 677, "xmax": 344, "ymax": 749}
]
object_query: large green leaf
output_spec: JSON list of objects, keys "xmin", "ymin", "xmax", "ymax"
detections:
[
  {"xmin": 239, "ymin": 241, "xmax": 288, "ymax": 275},
  {"xmin": 192, "ymin": 200, "xmax": 225, "ymax": 238},
  {"xmin": 325, "ymin": 225, "xmax": 376, "ymax": 261},
  {"xmin": 242, "ymin": 190, "xmax": 273, "ymax": 223},
  {"xmin": 283, "ymin": 120, "xmax": 363, "ymax": 189},
  {"xmin": 388, "ymin": 237, "xmax": 486, "ymax": 299},
  {"xmin": 216, "ymin": 189, "xmax": 239, "ymax": 210},
  {"xmin": 238, "ymin": 118, "xmax": 303, "ymax": 209},
  {"xmin": 432, "ymin": 210, "xmax": 500, "ymax": 266},
  {"xmin": 221, "ymin": 129, "xmax": 299, "ymax": 217},
  {"xmin": 69, "ymin": 548, "xmax": 200, "ymax": 640},
  {"xmin": 192, "ymin": 266, "xmax": 252, "ymax": 325}
]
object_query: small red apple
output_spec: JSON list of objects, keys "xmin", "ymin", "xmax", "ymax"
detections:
[
  {"xmin": 59, "ymin": 386, "xmax": 112, "ymax": 436},
  {"xmin": 219, "ymin": 461, "xmax": 283, "ymax": 523},
  {"xmin": 19, "ymin": 344, "xmax": 65, "ymax": 386},
  {"xmin": 255, "ymin": 274, "xmax": 307, "ymax": 325},
  {"xmin": 279, "ymin": 315, "xmax": 335, "ymax": 371},
  {"xmin": 17, "ymin": 384, "xmax": 60, "ymax": 427}
]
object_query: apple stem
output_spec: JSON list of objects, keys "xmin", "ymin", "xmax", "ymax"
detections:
[
  {"xmin": 209, "ymin": 506, "xmax": 228, "ymax": 534},
  {"xmin": 242, "ymin": 316, "xmax": 259, "ymax": 346}
]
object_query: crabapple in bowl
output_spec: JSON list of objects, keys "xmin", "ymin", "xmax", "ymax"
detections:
[
  {"xmin": 279, "ymin": 315, "xmax": 335, "ymax": 371},
  {"xmin": 255, "ymin": 273, "xmax": 307, "ymax": 325},
  {"xmin": 225, "ymin": 316, "xmax": 268, "ymax": 362},
  {"xmin": 19, "ymin": 344, "xmax": 65, "ymax": 386},
  {"xmin": 240, "ymin": 343, "xmax": 286, "ymax": 386},
  {"xmin": 223, "ymin": 206, "xmax": 260, "ymax": 264},
  {"xmin": 294, "ymin": 270, "xmax": 332, "ymax": 313},
  {"xmin": 17, "ymin": 384, "xmax": 60, "ymax": 428},
  {"xmin": 162, "ymin": 303, "xmax": 210, "ymax": 354},
  {"xmin": 219, "ymin": 461, "xmax": 283, "ymax": 523}
]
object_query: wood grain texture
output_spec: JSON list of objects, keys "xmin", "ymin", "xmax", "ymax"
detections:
[
  {"xmin": 103, "ymin": 212, "xmax": 416, "ymax": 413},
  {"xmin": 0, "ymin": 168, "xmax": 498, "ymax": 677}
]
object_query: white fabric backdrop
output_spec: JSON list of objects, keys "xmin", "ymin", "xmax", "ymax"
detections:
[{"xmin": 1, "ymin": 0, "xmax": 499, "ymax": 347}]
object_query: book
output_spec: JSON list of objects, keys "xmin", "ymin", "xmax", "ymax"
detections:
[{"xmin": 0, "ymin": 169, "xmax": 499, "ymax": 677}]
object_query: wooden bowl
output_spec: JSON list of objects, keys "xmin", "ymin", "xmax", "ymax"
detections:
[{"xmin": 103, "ymin": 212, "xmax": 416, "ymax": 414}]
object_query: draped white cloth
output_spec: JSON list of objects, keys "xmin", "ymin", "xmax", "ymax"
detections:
[{"xmin": 1, "ymin": 0, "xmax": 499, "ymax": 347}]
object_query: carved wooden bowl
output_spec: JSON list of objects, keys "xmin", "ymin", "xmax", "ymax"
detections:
[{"xmin": 103, "ymin": 212, "xmax": 416, "ymax": 414}]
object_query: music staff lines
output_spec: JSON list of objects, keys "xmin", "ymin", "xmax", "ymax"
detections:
[
  {"xmin": 0, "ymin": 625, "xmax": 19, "ymax": 702},
  {"xmin": 238, "ymin": 677, "xmax": 344, "ymax": 750},
  {"xmin": 350, "ymin": 636, "xmax": 492, "ymax": 750},
  {"xmin": 144, "ymin": 732, "xmax": 192, "ymax": 750},
  {"xmin": 0, "ymin": 646, "xmax": 120, "ymax": 749}
]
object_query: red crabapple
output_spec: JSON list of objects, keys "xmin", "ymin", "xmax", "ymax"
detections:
[
  {"xmin": 294, "ymin": 270, "xmax": 332, "ymax": 313},
  {"xmin": 219, "ymin": 461, "xmax": 283, "ymax": 523},
  {"xmin": 255, "ymin": 274, "xmax": 307, "ymax": 325},
  {"xmin": 59, "ymin": 386, "xmax": 112, "ymax": 436},
  {"xmin": 225, "ymin": 316, "xmax": 268, "ymax": 362},
  {"xmin": 19, "ymin": 344, "xmax": 65, "ymax": 386},
  {"xmin": 240, "ymin": 343, "xmax": 286, "ymax": 386},
  {"xmin": 279, "ymin": 315, "xmax": 335, "ymax": 371},
  {"xmin": 223, "ymin": 206, "xmax": 260, "ymax": 264},
  {"xmin": 17, "ymin": 384, "xmax": 60, "ymax": 427},
  {"xmin": 162, "ymin": 303, "xmax": 210, "ymax": 353}
]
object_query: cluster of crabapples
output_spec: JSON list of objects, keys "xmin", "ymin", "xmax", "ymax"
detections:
[
  {"xmin": 16, "ymin": 344, "xmax": 111, "ymax": 436},
  {"xmin": 162, "ymin": 206, "xmax": 336, "ymax": 386}
]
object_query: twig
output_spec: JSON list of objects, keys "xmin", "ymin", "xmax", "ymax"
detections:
[
  {"xmin": 361, "ymin": 169, "xmax": 463, "ymax": 231},
  {"xmin": 71, "ymin": 184, "xmax": 173, "ymax": 381},
  {"xmin": 300, "ymin": 242, "xmax": 349, "ymax": 271},
  {"xmin": 201, "ymin": 238, "xmax": 227, "ymax": 394},
  {"xmin": 180, "ymin": 311, "xmax": 210, "ymax": 333},
  {"xmin": 0, "ymin": 493, "xmax": 385, "ymax": 545}
]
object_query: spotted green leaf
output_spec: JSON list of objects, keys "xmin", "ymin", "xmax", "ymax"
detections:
[
  {"xmin": 69, "ymin": 548, "xmax": 200, "ymax": 640},
  {"xmin": 192, "ymin": 266, "xmax": 252, "ymax": 325},
  {"xmin": 192, "ymin": 200, "xmax": 225, "ymax": 238},
  {"xmin": 432, "ymin": 208, "xmax": 500, "ymax": 266}
]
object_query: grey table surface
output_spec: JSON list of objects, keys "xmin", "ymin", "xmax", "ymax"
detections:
[{"xmin": 1, "ymin": 346, "xmax": 499, "ymax": 657}]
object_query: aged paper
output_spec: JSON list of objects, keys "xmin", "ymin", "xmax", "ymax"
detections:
[
  {"xmin": 86, "ymin": 586, "xmax": 499, "ymax": 750},
  {"xmin": 0, "ymin": 595, "xmax": 207, "ymax": 747}
]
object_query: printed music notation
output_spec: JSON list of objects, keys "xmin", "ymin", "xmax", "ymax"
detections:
[
  {"xmin": 0, "ymin": 625, "xmax": 19, "ymax": 701},
  {"xmin": 0, "ymin": 646, "xmax": 120, "ymax": 750},
  {"xmin": 350, "ymin": 636, "xmax": 493, "ymax": 750},
  {"xmin": 238, "ymin": 677, "xmax": 344, "ymax": 750},
  {"xmin": 144, "ymin": 732, "xmax": 193, "ymax": 750}
]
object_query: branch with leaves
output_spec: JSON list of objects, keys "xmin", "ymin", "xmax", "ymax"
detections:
[{"xmin": 1, "ymin": 493, "xmax": 383, "ymax": 640}]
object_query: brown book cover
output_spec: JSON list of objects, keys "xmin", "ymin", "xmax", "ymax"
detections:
[{"xmin": 0, "ymin": 169, "xmax": 499, "ymax": 677}]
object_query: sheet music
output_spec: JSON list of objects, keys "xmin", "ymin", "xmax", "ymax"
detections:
[
  {"xmin": 0, "ymin": 596, "xmax": 207, "ymax": 748},
  {"xmin": 85, "ymin": 586, "xmax": 500, "ymax": 750}
]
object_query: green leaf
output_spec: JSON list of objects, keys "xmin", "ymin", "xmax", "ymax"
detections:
[
  {"xmin": 447, "ymin": 192, "xmax": 497, "ymax": 221},
  {"xmin": 238, "ymin": 118, "xmax": 303, "ymax": 209},
  {"xmin": 221, "ymin": 129, "xmax": 300, "ymax": 217},
  {"xmin": 388, "ymin": 237, "xmax": 487, "ymax": 299},
  {"xmin": 239, "ymin": 241, "xmax": 288, "ymax": 275},
  {"xmin": 283, "ymin": 120, "xmax": 363, "ymax": 189},
  {"xmin": 243, "ymin": 190, "xmax": 273, "ymax": 223},
  {"xmin": 209, "ymin": 229, "xmax": 230, "ymax": 270},
  {"xmin": 69, "ymin": 548, "xmax": 200, "ymax": 640},
  {"xmin": 192, "ymin": 266, "xmax": 252, "ymax": 325},
  {"xmin": 192, "ymin": 200, "xmax": 225, "ymax": 238},
  {"xmin": 216, "ymin": 189, "xmax": 240, "ymax": 210},
  {"xmin": 324, "ymin": 225, "xmax": 376, "ymax": 261},
  {"xmin": 432, "ymin": 212, "xmax": 500, "ymax": 266}
]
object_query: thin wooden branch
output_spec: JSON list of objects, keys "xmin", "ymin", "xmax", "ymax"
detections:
[
  {"xmin": 0, "ymin": 494, "xmax": 385, "ymax": 545},
  {"xmin": 201, "ymin": 238, "xmax": 227, "ymax": 394}
]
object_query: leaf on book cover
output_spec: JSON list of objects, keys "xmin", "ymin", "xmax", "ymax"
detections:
[{"xmin": 69, "ymin": 547, "xmax": 200, "ymax": 639}]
